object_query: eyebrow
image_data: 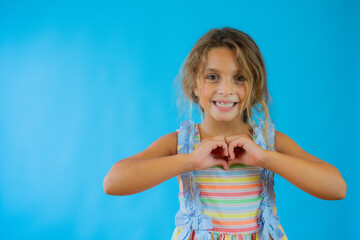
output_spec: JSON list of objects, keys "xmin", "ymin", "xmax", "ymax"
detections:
[{"xmin": 203, "ymin": 67, "xmax": 243, "ymax": 74}]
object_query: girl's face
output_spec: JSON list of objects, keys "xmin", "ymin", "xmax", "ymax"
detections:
[{"xmin": 194, "ymin": 47, "xmax": 248, "ymax": 123}]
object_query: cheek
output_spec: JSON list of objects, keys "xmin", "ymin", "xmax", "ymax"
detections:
[
  {"xmin": 198, "ymin": 94, "xmax": 209, "ymax": 106},
  {"xmin": 198, "ymin": 87, "xmax": 211, "ymax": 102},
  {"xmin": 239, "ymin": 85, "xmax": 248, "ymax": 98},
  {"xmin": 240, "ymin": 88, "xmax": 247, "ymax": 97},
  {"xmin": 198, "ymin": 94, "xmax": 213, "ymax": 110}
]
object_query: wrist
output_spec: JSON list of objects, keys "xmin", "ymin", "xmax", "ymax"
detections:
[
  {"xmin": 258, "ymin": 149, "xmax": 271, "ymax": 169},
  {"xmin": 181, "ymin": 153, "xmax": 196, "ymax": 172}
]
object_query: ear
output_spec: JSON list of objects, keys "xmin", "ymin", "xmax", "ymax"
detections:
[{"xmin": 193, "ymin": 86, "xmax": 199, "ymax": 97}]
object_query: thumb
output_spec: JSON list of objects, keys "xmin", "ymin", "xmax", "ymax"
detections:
[{"xmin": 213, "ymin": 158, "xmax": 229, "ymax": 170}]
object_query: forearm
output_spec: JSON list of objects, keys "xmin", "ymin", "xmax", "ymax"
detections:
[
  {"xmin": 103, "ymin": 153, "xmax": 193, "ymax": 196},
  {"xmin": 262, "ymin": 150, "xmax": 346, "ymax": 200}
]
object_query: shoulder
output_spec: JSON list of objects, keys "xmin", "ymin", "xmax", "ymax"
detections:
[
  {"xmin": 146, "ymin": 131, "xmax": 178, "ymax": 156},
  {"xmin": 274, "ymin": 130, "xmax": 305, "ymax": 157},
  {"xmin": 274, "ymin": 130, "xmax": 326, "ymax": 163},
  {"xmin": 274, "ymin": 130, "xmax": 294, "ymax": 153}
]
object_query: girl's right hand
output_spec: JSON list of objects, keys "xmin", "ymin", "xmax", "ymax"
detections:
[{"xmin": 189, "ymin": 136, "xmax": 230, "ymax": 171}]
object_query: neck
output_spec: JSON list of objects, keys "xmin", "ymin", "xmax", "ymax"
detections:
[{"xmin": 198, "ymin": 117, "xmax": 252, "ymax": 139}]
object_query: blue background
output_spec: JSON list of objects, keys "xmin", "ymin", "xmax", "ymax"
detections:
[{"xmin": 0, "ymin": 0, "xmax": 358, "ymax": 239}]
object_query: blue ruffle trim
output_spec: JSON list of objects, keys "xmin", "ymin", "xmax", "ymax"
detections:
[
  {"xmin": 254, "ymin": 120, "xmax": 284, "ymax": 240},
  {"xmin": 178, "ymin": 120, "xmax": 199, "ymax": 155},
  {"xmin": 175, "ymin": 120, "xmax": 213, "ymax": 240}
]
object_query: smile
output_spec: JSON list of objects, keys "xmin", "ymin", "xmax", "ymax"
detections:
[{"xmin": 213, "ymin": 101, "xmax": 238, "ymax": 112}]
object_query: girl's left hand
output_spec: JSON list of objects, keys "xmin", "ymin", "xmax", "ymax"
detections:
[{"xmin": 225, "ymin": 135, "xmax": 267, "ymax": 168}]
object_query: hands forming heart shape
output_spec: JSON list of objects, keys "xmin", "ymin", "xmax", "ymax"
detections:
[
  {"xmin": 190, "ymin": 134, "xmax": 267, "ymax": 171},
  {"xmin": 210, "ymin": 146, "xmax": 244, "ymax": 161},
  {"xmin": 193, "ymin": 135, "xmax": 266, "ymax": 170}
]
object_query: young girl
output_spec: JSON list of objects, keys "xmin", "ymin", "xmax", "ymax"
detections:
[{"xmin": 103, "ymin": 27, "xmax": 347, "ymax": 240}]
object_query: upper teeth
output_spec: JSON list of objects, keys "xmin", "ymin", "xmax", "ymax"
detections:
[{"xmin": 215, "ymin": 101, "xmax": 235, "ymax": 107}]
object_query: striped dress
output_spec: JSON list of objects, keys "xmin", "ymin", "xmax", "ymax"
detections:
[{"xmin": 171, "ymin": 120, "xmax": 288, "ymax": 240}]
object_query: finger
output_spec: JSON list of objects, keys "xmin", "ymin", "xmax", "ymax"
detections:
[
  {"xmin": 213, "ymin": 158, "xmax": 229, "ymax": 170},
  {"xmin": 228, "ymin": 140, "xmax": 238, "ymax": 160},
  {"xmin": 229, "ymin": 138, "xmax": 246, "ymax": 160},
  {"xmin": 226, "ymin": 134, "xmax": 250, "ymax": 143},
  {"xmin": 227, "ymin": 158, "xmax": 241, "ymax": 167},
  {"xmin": 225, "ymin": 135, "xmax": 238, "ymax": 144},
  {"xmin": 223, "ymin": 160, "xmax": 229, "ymax": 170},
  {"xmin": 220, "ymin": 141, "xmax": 229, "ymax": 157},
  {"xmin": 210, "ymin": 140, "xmax": 228, "ymax": 157},
  {"xmin": 226, "ymin": 135, "xmax": 244, "ymax": 158},
  {"xmin": 228, "ymin": 143, "xmax": 234, "ymax": 160}
]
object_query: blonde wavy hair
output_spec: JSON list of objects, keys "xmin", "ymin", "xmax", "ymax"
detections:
[{"xmin": 174, "ymin": 27, "xmax": 274, "ymax": 149}]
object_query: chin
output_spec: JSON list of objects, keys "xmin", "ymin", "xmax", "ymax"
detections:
[{"xmin": 212, "ymin": 113, "xmax": 240, "ymax": 123}]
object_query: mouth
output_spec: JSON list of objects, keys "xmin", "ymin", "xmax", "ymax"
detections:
[{"xmin": 213, "ymin": 101, "xmax": 238, "ymax": 112}]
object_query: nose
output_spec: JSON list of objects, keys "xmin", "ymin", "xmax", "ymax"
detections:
[{"xmin": 217, "ymin": 79, "xmax": 234, "ymax": 95}]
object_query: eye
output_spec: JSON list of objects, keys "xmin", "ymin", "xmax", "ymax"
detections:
[
  {"xmin": 235, "ymin": 75, "xmax": 246, "ymax": 82},
  {"xmin": 205, "ymin": 74, "xmax": 218, "ymax": 81}
]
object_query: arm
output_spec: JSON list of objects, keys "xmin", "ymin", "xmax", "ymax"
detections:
[
  {"xmin": 103, "ymin": 132, "xmax": 193, "ymax": 196},
  {"xmin": 262, "ymin": 130, "xmax": 347, "ymax": 200},
  {"xmin": 103, "ymin": 132, "xmax": 231, "ymax": 196}
]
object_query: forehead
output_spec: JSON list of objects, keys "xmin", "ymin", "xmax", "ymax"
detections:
[{"xmin": 202, "ymin": 47, "xmax": 242, "ymax": 73}]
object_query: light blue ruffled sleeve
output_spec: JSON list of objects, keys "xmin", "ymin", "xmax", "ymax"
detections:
[
  {"xmin": 254, "ymin": 120, "xmax": 285, "ymax": 240},
  {"xmin": 174, "ymin": 120, "xmax": 213, "ymax": 240}
]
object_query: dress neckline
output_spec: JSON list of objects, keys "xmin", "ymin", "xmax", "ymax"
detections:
[{"xmin": 194, "ymin": 123, "xmax": 256, "ymax": 142}]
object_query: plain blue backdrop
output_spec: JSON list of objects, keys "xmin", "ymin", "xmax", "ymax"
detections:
[{"xmin": 0, "ymin": 0, "xmax": 359, "ymax": 239}]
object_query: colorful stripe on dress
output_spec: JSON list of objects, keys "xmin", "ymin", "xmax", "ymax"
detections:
[{"xmin": 172, "ymin": 124, "xmax": 288, "ymax": 240}]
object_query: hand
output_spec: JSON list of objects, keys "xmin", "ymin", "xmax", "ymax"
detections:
[
  {"xmin": 189, "ymin": 136, "xmax": 230, "ymax": 171},
  {"xmin": 225, "ymin": 135, "xmax": 267, "ymax": 168}
]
